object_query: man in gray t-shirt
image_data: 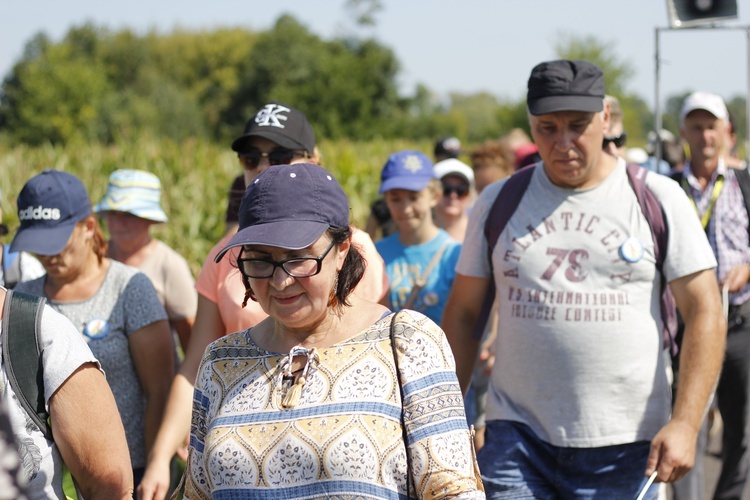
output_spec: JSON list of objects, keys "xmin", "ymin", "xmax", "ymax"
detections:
[{"xmin": 443, "ymin": 60, "xmax": 726, "ymax": 499}]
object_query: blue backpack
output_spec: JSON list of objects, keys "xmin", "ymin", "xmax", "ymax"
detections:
[{"xmin": 473, "ymin": 163, "xmax": 678, "ymax": 355}]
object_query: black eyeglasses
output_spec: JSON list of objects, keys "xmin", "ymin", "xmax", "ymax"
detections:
[
  {"xmin": 602, "ymin": 132, "xmax": 627, "ymax": 149},
  {"xmin": 237, "ymin": 240, "xmax": 336, "ymax": 279},
  {"xmin": 442, "ymin": 184, "xmax": 470, "ymax": 198},
  {"xmin": 238, "ymin": 148, "xmax": 308, "ymax": 169}
]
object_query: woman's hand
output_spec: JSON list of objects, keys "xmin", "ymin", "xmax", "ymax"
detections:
[{"xmin": 136, "ymin": 455, "xmax": 172, "ymax": 500}]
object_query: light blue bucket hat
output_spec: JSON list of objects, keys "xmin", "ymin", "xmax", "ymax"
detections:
[{"xmin": 94, "ymin": 169, "xmax": 168, "ymax": 222}]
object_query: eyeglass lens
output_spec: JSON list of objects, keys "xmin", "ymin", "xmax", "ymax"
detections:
[
  {"xmin": 443, "ymin": 184, "xmax": 469, "ymax": 197},
  {"xmin": 239, "ymin": 149, "xmax": 301, "ymax": 168},
  {"xmin": 239, "ymin": 240, "xmax": 336, "ymax": 278}
]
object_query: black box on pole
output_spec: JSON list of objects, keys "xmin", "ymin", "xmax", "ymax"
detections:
[{"xmin": 666, "ymin": 0, "xmax": 738, "ymax": 28}]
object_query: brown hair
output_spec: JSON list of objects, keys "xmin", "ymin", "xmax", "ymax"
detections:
[
  {"xmin": 89, "ymin": 217, "xmax": 108, "ymax": 264},
  {"xmin": 470, "ymin": 140, "xmax": 514, "ymax": 176},
  {"xmin": 329, "ymin": 226, "xmax": 364, "ymax": 307}
]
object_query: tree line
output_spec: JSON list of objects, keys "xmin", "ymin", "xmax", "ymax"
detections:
[{"xmin": 0, "ymin": 14, "xmax": 746, "ymax": 150}]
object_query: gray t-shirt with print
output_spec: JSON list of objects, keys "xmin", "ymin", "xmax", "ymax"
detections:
[
  {"xmin": 457, "ymin": 159, "xmax": 717, "ymax": 448},
  {"xmin": 16, "ymin": 261, "xmax": 168, "ymax": 468}
]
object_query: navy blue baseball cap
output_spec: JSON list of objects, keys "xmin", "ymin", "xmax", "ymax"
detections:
[
  {"xmin": 378, "ymin": 150, "xmax": 435, "ymax": 194},
  {"xmin": 10, "ymin": 169, "xmax": 92, "ymax": 255},
  {"xmin": 527, "ymin": 60, "xmax": 605, "ymax": 116},
  {"xmin": 215, "ymin": 163, "xmax": 350, "ymax": 261}
]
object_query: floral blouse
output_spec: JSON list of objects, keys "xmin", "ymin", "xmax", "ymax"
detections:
[{"xmin": 184, "ymin": 309, "xmax": 484, "ymax": 499}]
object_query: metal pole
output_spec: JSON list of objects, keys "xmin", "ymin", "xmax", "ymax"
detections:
[
  {"xmin": 655, "ymin": 27, "xmax": 662, "ymax": 166},
  {"xmin": 654, "ymin": 24, "xmax": 750, "ymax": 162}
]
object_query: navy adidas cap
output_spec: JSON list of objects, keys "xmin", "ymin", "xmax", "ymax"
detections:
[
  {"xmin": 10, "ymin": 169, "xmax": 92, "ymax": 255},
  {"xmin": 215, "ymin": 163, "xmax": 350, "ymax": 261}
]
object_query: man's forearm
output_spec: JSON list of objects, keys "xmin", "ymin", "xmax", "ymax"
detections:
[
  {"xmin": 443, "ymin": 310, "xmax": 481, "ymax": 393},
  {"xmin": 672, "ymin": 311, "xmax": 726, "ymax": 431},
  {"xmin": 443, "ymin": 275, "xmax": 491, "ymax": 394}
]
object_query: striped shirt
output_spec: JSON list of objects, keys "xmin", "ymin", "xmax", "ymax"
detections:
[{"xmin": 682, "ymin": 159, "xmax": 750, "ymax": 305}]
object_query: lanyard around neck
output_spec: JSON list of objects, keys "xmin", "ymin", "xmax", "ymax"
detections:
[{"xmin": 682, "ymin": 174, "xmax": 725, "ymax": 230}]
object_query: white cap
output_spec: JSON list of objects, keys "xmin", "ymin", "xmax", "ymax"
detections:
[
  {"xmin": 433, "ymin": 158, "xmax": 474, "ymax": 185},
  {"xmin": 680, "ymin": 92, "xmax": 728, "ymax": 124}
]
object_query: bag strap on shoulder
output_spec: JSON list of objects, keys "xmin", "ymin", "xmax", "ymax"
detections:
[
  {"xmin": 733, "ymin": 167, "xmax": 750, "ymax": 221},
  {"xmin": 625, "ymin": 163, "xmax": 668, "ymax": 270},
  {"xmin": 625, "ymin": 163, "xmax": 677, "ymax": 355},
  {"xmin": 473, "ymin": 165, "xmax": 535, "ymax": 340},
  {"xmin": 389, "ymin": 310, "xmax": 414, "ymax": 498},
  {"xmin": 1, "ymin": 290, "xmax": 51, "ymax": 440}
]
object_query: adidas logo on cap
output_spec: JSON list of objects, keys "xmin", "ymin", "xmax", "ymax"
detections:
[{"xmin": 19, "ymin": 205, "xmax": 62, "ymax": 221}]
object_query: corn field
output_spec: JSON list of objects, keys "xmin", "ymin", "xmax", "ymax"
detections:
[{"xmin": 0, "ymin": 136, "xmax": 429, "ymax": 276}]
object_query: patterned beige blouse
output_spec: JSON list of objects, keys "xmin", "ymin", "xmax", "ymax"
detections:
[{"xmin": 184, "ymin": 310, "xmax": 484, "ymax": 499}]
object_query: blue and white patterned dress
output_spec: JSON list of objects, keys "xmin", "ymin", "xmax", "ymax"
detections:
[{"xmin": 184, "ymin": 310, "xmax": 484, "ymax": 499}]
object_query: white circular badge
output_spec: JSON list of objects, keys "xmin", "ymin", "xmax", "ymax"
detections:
[
  {"xmin": 83, "ymin": 318, "xmax": 111, "ymax": 339},
  {"xmin": 619, "ymin": 237, "xmax": 644, "ymax": 263}
]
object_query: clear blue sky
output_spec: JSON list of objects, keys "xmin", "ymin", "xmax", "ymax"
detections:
[{"xmin": 1, "ymin": 0, "xmax": 748, "ymax": 110}]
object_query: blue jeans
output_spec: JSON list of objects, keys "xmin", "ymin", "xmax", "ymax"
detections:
[{"xmin": 478, "ymin": 420, "xmax": 658, "ymax": 499}]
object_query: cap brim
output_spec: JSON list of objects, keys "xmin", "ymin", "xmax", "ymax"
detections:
[
  {"xmin": 528, "ymin": 95, "xmax": 603, "ymax": 116},
  {"xmin": 94, "ymin": 201, "xmax": 168, "ymax": 222},
  {"xmin": 442, "ymin": 172, "xmax": 471, "ymax": 183},
  {"xmin": 231, "ymin": 130, "xmax": 308, "ymax": 153},
  {"xmin": 214, "ymin": 220, "xmax": 329, "ymax": 262},
  {"xmin": 379, "ymin": 177, "xmax": 432, "ymax": 194},
  {"xmin": 9, "ymin": 222, "xmax": 77, "ymax": 255},
  {"xmin": 680, "ymin": 106, "xmax": 726, "ymax": 124},
  {"xmin": 434, "ymin": 168, "xmax": 472, "ymax": 184}
]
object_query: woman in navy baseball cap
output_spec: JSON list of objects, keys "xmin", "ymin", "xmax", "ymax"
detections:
[
  {"xmin": 12, "ymin": 169, "xmax": 175, "ymax": 490},
  {"xmin": 181, "ymin": 163, "xmax": 484, "ymax": 499}
]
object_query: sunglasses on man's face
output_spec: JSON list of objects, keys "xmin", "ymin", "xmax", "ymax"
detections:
[
  {"xmin": 442, "ymin": 183, "xmax": 470, "ymax": 198},
  {"xmin": 602, "ymin": 132, "xmax": 627, "ymax": 149},
  {"xmin": 238, "ymin": 148, "xmax": 308, "ymax": 169}
]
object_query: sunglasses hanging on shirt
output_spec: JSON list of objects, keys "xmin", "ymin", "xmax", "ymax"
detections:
[{"xmin": 602, "ymin": 132, "xmax": 627, "ymax": 149}]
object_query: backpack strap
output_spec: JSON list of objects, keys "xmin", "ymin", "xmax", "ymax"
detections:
[
  {"xmin": 625, "ymin": 163, "xmax": 678, "ymax": 355},
  {"xmin": 472, "ymin": 165, "xmax": 535, "ymax": 340},
  {"xmin": 1, "ymin": 290, "xmax": 51, "ymax": 440},
  {"xmin": 625, "ymin": 163, "xmax": 668, "ymax": 270},
  {"xmin": 733, "ymin": 167, "xmax": 750, "ymax": 222}
]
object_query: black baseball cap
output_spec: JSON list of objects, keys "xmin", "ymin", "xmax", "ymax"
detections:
[
  {"xmin": 231, "ymin": 102, "xmax": 315, "ymax": 154},
  {"xmin": 434, "ymin": 137, "xmax": 461, "ymax": 159},
  {"xmin": 527, "ymin": 60, "xmax": 605, "ymax": 116}
]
